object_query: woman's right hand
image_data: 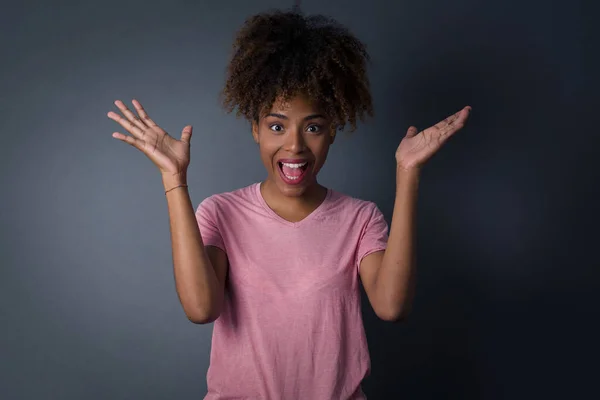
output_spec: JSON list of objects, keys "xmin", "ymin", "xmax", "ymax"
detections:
[{"xmin": 108, "ymin": 99, "xmax": 192, "ymax": 180}]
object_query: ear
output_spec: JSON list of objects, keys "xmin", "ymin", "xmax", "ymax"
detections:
[
  {"xmin": 251, "ymin": 120, "xmax": 259, "ymax": 144},
  {"xmin": 329, "ymin": 126, "xmax": 337, "ymax": 144}
]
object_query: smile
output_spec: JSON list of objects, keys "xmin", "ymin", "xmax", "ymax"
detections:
[{"xmin": 277, "ymin": 160, "xmax": 310, "ymax": 185}]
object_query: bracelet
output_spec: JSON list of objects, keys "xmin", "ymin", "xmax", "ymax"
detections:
[{"xmin": 165, "ymin": 184, "xmax": 188, "ymax": 194}]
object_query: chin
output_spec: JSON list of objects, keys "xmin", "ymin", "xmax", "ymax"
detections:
[{"xmin": 277, "ymin": 181, "xmax": 311, "ymax": 197}]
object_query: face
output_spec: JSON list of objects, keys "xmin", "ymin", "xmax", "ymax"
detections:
[{"xmin": 252, "ymin": 93, "xmax": 335, "ymax": 198}]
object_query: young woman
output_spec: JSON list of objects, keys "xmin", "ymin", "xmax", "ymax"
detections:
[{"xmin": 108, "ymin": 9, "xmax": 470, "ymax": 400}]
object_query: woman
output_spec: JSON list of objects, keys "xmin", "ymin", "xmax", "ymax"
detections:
[{"xmin": 107, "ymin": 9, "xmax": 470, "ymax": 400}]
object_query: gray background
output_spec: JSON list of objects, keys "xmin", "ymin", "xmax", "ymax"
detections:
[{"xmin": 1, "ymin": 0, "xmax": 595, "ymax": 399}]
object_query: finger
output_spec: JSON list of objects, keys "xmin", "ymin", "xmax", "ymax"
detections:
[
  {"xmin": 405, "ymin": 126, "xmax": 418, "ymax": 138},
  {"xmin": 430, "ymin": 107, "xmax": 470, "ymax": 139},
  {"xmin": 433, "ymin": 110, "xmax": 462, "ymax": 131},
  {"xmin": 115, "ymin": 100, "xmax": 147, "ymax": 131},
  {"xmin": 107, "ymin": 111, "xmax": 145, "ymax": 138},
  {"xmin": 112, "ymin": 131, "xmax": 143, "ymax": 149},
  {"xmin": 132, "ymin": 99, "xmax": 158, "ymax": 127},
  {"xmin": 180, "ymin": 125, "xmax": 193, "ymax": 144}
]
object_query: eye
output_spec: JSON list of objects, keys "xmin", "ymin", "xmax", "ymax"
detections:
[
  {"xmin": 269, "ymin": 124, "xmax": 284, "ymax": 133},
  {"xmin": 306, "ymin": 124, "xmax": 322, "ymax": 133}
]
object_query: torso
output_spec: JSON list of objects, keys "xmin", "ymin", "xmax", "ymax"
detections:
[{"xmin": 197, "ymin": 183, "xmax": 388, "ymax": 400}]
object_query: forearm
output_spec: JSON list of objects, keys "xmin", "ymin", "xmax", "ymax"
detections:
[
  {"xmin": 378, "ymin": 167, "xmax": 419, "ymax": 317},
  {"xmin": 163, "ymin": 174, "xmax": 223, "ymax": 323}
]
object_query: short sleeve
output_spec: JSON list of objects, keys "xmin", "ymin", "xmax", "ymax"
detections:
[
  {"xmin": 356, "ymin": 203, "xmax": 389, "ymax": 272},
  {"xmin": 195, "ymin": 197, "xmax": 226, "ymax": 252}
]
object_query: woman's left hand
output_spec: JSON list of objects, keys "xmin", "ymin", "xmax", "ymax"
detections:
[{"xmin": 396, "ymin": 106, "xmax": 472, "ymax": 172}]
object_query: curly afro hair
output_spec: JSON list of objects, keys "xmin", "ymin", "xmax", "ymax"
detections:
[{"xmin": 221, "ymin": 9, "xmax": 373, "ymax": 132}]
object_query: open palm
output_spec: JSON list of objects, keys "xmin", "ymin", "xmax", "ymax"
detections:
[
  {"xmin": 396, "ymin": 106, "xmax": 471, "ymax": 170},
  {"xmin": 108, "ymin": 99, "xmax": 192, "ymax": 175}
]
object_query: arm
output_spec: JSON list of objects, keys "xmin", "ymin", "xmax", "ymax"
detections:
[
  {"xmin": 359, "ymin": 167, "xmax": 418, "ymax": 322},
  {"xmin": 163, "ymin": 173, "xmax": 228, "ymax": 324},
  {"xmin": 360, "ymin": 106, "xmax": 472, "ymax": 322},
  {"xmin": 108, "ymin": 99, "xmax": 229, "ymax": 324}
]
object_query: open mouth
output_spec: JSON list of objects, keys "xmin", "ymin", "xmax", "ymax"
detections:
[{"xmin": 277, "ymin": 161, "xmax": 310, "ymax": 184}]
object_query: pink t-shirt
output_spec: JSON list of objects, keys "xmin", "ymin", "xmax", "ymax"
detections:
[{"xmin": 196, "ymin": 183, "xmax": 388, "ymax": 400}]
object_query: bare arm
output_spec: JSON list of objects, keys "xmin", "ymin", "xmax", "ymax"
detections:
[
  {"xmin": 163, "ymin": 174, "xmax": 228, "ymax": 324},
  {"xmin": 359, "ymin": 107, "xmax": 471, "ymax": 322},
  {"xmin": 108, "ymin": 99, "xmax": 227, "ymax": 325},
  {"xmin": 359, "ymin": 168, "xmax": 418, "ymax": 322}
]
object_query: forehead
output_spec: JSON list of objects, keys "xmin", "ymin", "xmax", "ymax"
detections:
[{"xmin": 269, "ymin": 93, "xmax": 323, "ymax": 114}]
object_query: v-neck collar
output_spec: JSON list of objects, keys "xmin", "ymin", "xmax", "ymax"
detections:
[{"xmin": 254, "ymin": 182, "xmax": 331, "ymax": 228}]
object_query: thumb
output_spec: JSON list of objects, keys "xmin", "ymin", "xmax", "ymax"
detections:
[
  {"xmin": 405, "ymin": 126, "xmax": 418, "ymax": 138},
  {"xmin": 180, "ymin": 125, "xmax": 193, "ymax": 144}
]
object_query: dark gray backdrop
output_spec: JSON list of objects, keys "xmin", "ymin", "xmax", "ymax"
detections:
[{"xmin": 1, "ymin": 0, "xmax": 595, "ymax": 399}]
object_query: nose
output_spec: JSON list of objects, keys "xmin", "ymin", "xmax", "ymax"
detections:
[{"xmin": 283, "ymin": 127, "xmax": 307, "ymax": 154}]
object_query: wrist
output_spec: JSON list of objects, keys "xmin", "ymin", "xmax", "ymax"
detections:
[
  {"xmin": 396, "ymin": 164, "xmax": 420, "ymax": 176},
  {"xmin": 396, "ymin": 165, "xmax": 420, "ymax": 187},
  {"xmin": 161, "ymin": 171, "xmax": 187, "ymax": 191}
]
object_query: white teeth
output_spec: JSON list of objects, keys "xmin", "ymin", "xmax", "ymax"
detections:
[
  {"xmin": 281, "ymin": 162, "xmax": 307, "ymax": 169},
  {"xmin": 284, "ymin": 175, "xmax": 300, "ymax": 180}
]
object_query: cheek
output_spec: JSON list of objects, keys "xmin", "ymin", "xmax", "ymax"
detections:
[
  {"xmin": 258, "ymin": 141, "xmax": 279, "ymax": 166},
  {"xmin": 311, "ymin": 142, "xmax": 331, "ymax": 171}
]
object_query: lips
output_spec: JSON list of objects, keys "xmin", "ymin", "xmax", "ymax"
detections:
[
  {"xmin": 277, "ymin": 158, "xmax": 310, "ymax": 164},
  {"xmin": 276, "ymin": 159, "xmax": 310, "ymax": 185}
]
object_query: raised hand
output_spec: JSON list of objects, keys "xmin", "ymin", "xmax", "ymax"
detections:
[
  {"xmin": 108, "ymin": 99, "xmax": 192, "ymax": 179},
  {"xmin": 396, "ymin": 106, "xmax": 472, "ymax": 171}
]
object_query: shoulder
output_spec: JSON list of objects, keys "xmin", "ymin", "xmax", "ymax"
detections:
[
  {"xmin": 196, "ymin": 183, "xmax": 259, "ymax": 215},
  {"xmin": 327, "ymin": 189, "xmax": 382, "ymax": 220}
]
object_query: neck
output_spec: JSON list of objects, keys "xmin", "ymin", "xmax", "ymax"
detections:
[{"xmin": 260, "ymin": 178, "xmax": 327, "ymax": 214}]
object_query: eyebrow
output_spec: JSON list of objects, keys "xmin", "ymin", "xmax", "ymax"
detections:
[{"xmin": 266, "ymin": 113, "xmax": 326, "ymax": 121}]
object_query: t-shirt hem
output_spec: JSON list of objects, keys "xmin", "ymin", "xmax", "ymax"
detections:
[
  {"xmin": 203, "ymin": 241, "xmax": 226, "ymax": 253},
  {"xmin": 357, "ymin": 247, "xmax": 387, "ymax": 273}
]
